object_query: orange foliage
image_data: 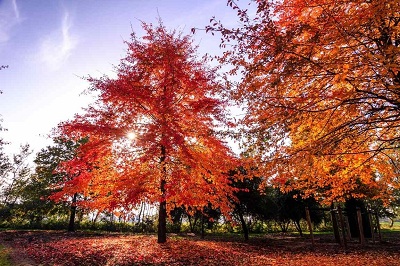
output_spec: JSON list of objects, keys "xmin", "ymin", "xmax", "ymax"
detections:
[{"xmin": 211, "ymin": 0, "xmax": 400, "ymax": 203}]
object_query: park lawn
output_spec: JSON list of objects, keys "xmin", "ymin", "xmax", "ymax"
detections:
[
  {"xmin": 381, "ymin": 221, "xmax": 400, "ymax": 231},
  {"xmin": 0, "ymin": 230, "xmax": 399, "ymax": 266}
]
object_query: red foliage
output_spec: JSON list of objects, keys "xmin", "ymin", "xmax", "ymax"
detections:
[{"xmin": 51, "ymin": 22, "xmax": 241, "ymax": 239}]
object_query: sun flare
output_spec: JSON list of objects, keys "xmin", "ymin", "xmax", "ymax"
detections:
[{"xmin": 127, "ymin": 132, "xmax": 136, "ymax": 140}]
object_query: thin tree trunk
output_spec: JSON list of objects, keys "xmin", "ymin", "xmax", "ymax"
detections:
[
  {"xmin": 305, "ymin": 207, "xmax": 314, "ymax": 248},
  {"xmin": 338, "ymin": 206, "xmax": 348, "ymax": 249},
  {"xmin": 330, "ymin": 204, "xmax": 341, "ymax": 244},
  {"xmin": 294, "ymin": 220, "xmax": 303, "ymax": 237},
  {"xmin": 188, "ymin": 214, "xmax": 199, "ymax": 233},
  {"xmin": 389, "ymin": 217, "xmax": 394, "ymax": 227},
  {"xmin": 188, "ymin": 215, "xmax": 193, "ymax": 232},
  {"xmin": 158, "ymin": 186, "xmax": 167, "ymax": 242},
  {"xmin": 68, "ymin": 193, "xmax": 78, "ymax": 232},
  {"xmin": 92, "ymin": 211, "xmax": 100, "ymax": 224},
  {"xmin": 158, "ymin": 145, "xmax": 167, "ymax": 243},
  {"xmin": 138, "ymin": 201, "xmax": 144, "ymax": 224},
  {"xmin": 201, "ymin": 213, "xmax": 205, "ymax": 239},
  {"xmin": 278, "ymin": 221, "xmax": 290, "ymax": 232},
  {"xmin": 238, "ymin": 210, "xmax": 249, "ymax": 241}
]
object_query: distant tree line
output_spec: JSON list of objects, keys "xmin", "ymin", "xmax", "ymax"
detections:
[{"xmin": 0, "ymin": 137, "xmax": 398, "ymax": 241}]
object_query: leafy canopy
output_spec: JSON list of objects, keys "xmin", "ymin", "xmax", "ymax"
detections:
[
  {"xmin": 209, "ymin": 0, "xmax": 400, "ymax": 203},
  {"xmin": 53, "ymin": 21, "xmax": 240, "ymax": 219}
]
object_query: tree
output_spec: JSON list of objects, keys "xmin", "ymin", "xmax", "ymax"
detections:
[
  {"xmin": 54, "ymin": 21, "xmax": 239, "ymax": 243},
  {"xmin": 0, "ymin": 144, "xmax": 32, "ymax": 224},
  {"xmin": 231, "ymin": 172, "xmax": 323, "ymax": 238},
  {"xmin": 1, "ymin": 144, "xmax": 31, "ymax": 205},
  {"xmin": 0, "ymin": 80, "xmax": 11, "ymax": 223},
  {"xmin": 207, "ymin": 0, "xmax": 400, "ymax": 204},
  {"xmin": 271, "ymin": 189, "xmax": 324, "ymax": 236},
  {"xmin": 19, "ymin": 138, "xmax": 86, "ymax": 230},
  {"xmin": 169, "ymin": 206, "xmax": 185, "ymax": 233},
  {"xmin": 0, "ymin": 115, "xmax": 10, "ymax": 181},
  {"xmin": 0, "ymin": 127, "xmax": 11, "ymax": 223},
  {"xmin": 345, "ymin": 198, "xmax": 372, "ymax": 238},
  {"xmin": 0, "ymin": 65, "xmax": 8, "ymax": 171},
  {"xmin": 0, "ymin": 127, "xmax": 10, "ymax": 190},
  {"xmin": 230, "ymin": 173, "xmax": 272, "ymax": 240}
]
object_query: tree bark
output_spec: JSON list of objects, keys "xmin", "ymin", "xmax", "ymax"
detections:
[
  {"xmin": 157, "ymin": 145, "xmax": 167, "ymax": 243},
  {"xmin": 201, "ymin": 214, "xmax": 205, "ymax": 239},
  {"xmin": 338, "ymin": 206, "xmax": 347, "ymax": 249},
  {"xmin": 68, "ymin": 193, "xmax": 78, "ymax": 232},
  {"xmin": 238, "ymin": 210, "xmax": 249, "ymax": 241},
  {"xmin": 294, "ymin": 220, "xmax": 303, "ymax": 237},
  {"xmin": 158, "ymin": 196, "xmax": 167, "ymax": 243},
  {"xmin": 330, "ymin": 204, "xmax": 341, "ymax": 244},
  {"xmin": 305, "ymin": 207, "xmax": 314, "ymax": 247},
  {"xmin": 92, "ymin": 211, "xmax": 100, "ymax": 225},
  {"xmin": 137, "ymin": 201, "xmax": 144, "ymax": 224}
]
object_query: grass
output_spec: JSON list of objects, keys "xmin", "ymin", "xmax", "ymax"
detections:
[
  {"xmin": 380, "ymin": 221, "xmax": 400, "ymax": 231},
  {"xmin": 0, "ymin": 244, "xmax": 11, "ymax": 266}
]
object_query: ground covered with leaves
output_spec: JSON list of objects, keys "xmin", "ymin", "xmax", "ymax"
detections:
[{"xmin": 0, "ymin": 230, "xmax": 399, "ymax": 266}]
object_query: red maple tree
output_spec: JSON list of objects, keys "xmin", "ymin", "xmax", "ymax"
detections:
[{"xmin": 53, "ymin": 22, "xmax": 239, "ymax": 243}]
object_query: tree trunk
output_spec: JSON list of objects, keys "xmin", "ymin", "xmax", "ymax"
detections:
[
  {"xmin": 137, "ymin": 201, "xmax": 144, "ymax": 224},
  {"xmin": 278, "ymin": 221, "xmax": 290, "ymax": 233},
  {"xmin": 294, "ymin": 220, "xmax": 303, "ymax": 237},
  {"xmin": 330, "ymin": 204, "xmax": 341, "ymax": 244},
  {"xmin": 201, "ymin": 214, "xmax": 205, "ymax": 239},
  {"xmin": 158, "ymin": 197, "xmax": 167, "ymax": 243},
  {"xmin": 238, "ymin": 210, "xmax": 249, "ymax": 241},
  {"xmin": 92, "ymin": 211, "xmax": 100, "ymax": 224},
  {"xmin": 188, "ymin": 215, "xmax": 193, "ymax": 232},
  {"xmin": 68, "ymin": 193, "xmax": 78, "ymax": 232},
  {"xmin": 188, "ymin": 215, "xmax": 198, "ymax": 233},
  {"xmin": 157, "ymin": 145, "xmax": 167, "ymax": 243}
]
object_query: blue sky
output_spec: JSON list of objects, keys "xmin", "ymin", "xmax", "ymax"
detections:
[{"xmin": 0, "ymin": 0, "xmax": 241, "ymax": 155}]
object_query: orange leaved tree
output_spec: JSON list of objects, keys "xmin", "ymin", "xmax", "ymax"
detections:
[
  {"xmin": 53, "ymin": 22, "xmax": 239, "ymax": 243},
  {"xmin": 208, "ymin": 0, "xmax": 400, "ymax": 204}
]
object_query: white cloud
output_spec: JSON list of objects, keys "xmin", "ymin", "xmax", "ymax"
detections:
[
  {"xmin": 0, "ymin": 0, "xmax": 21, "ymax": 43},
  {"xmin": 39, "ymin": 11, "xmax": 78, "ymax": 70},
  {"xmin": 12, "ymin": 0, "xmax": 19, "ymax": 20}
]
